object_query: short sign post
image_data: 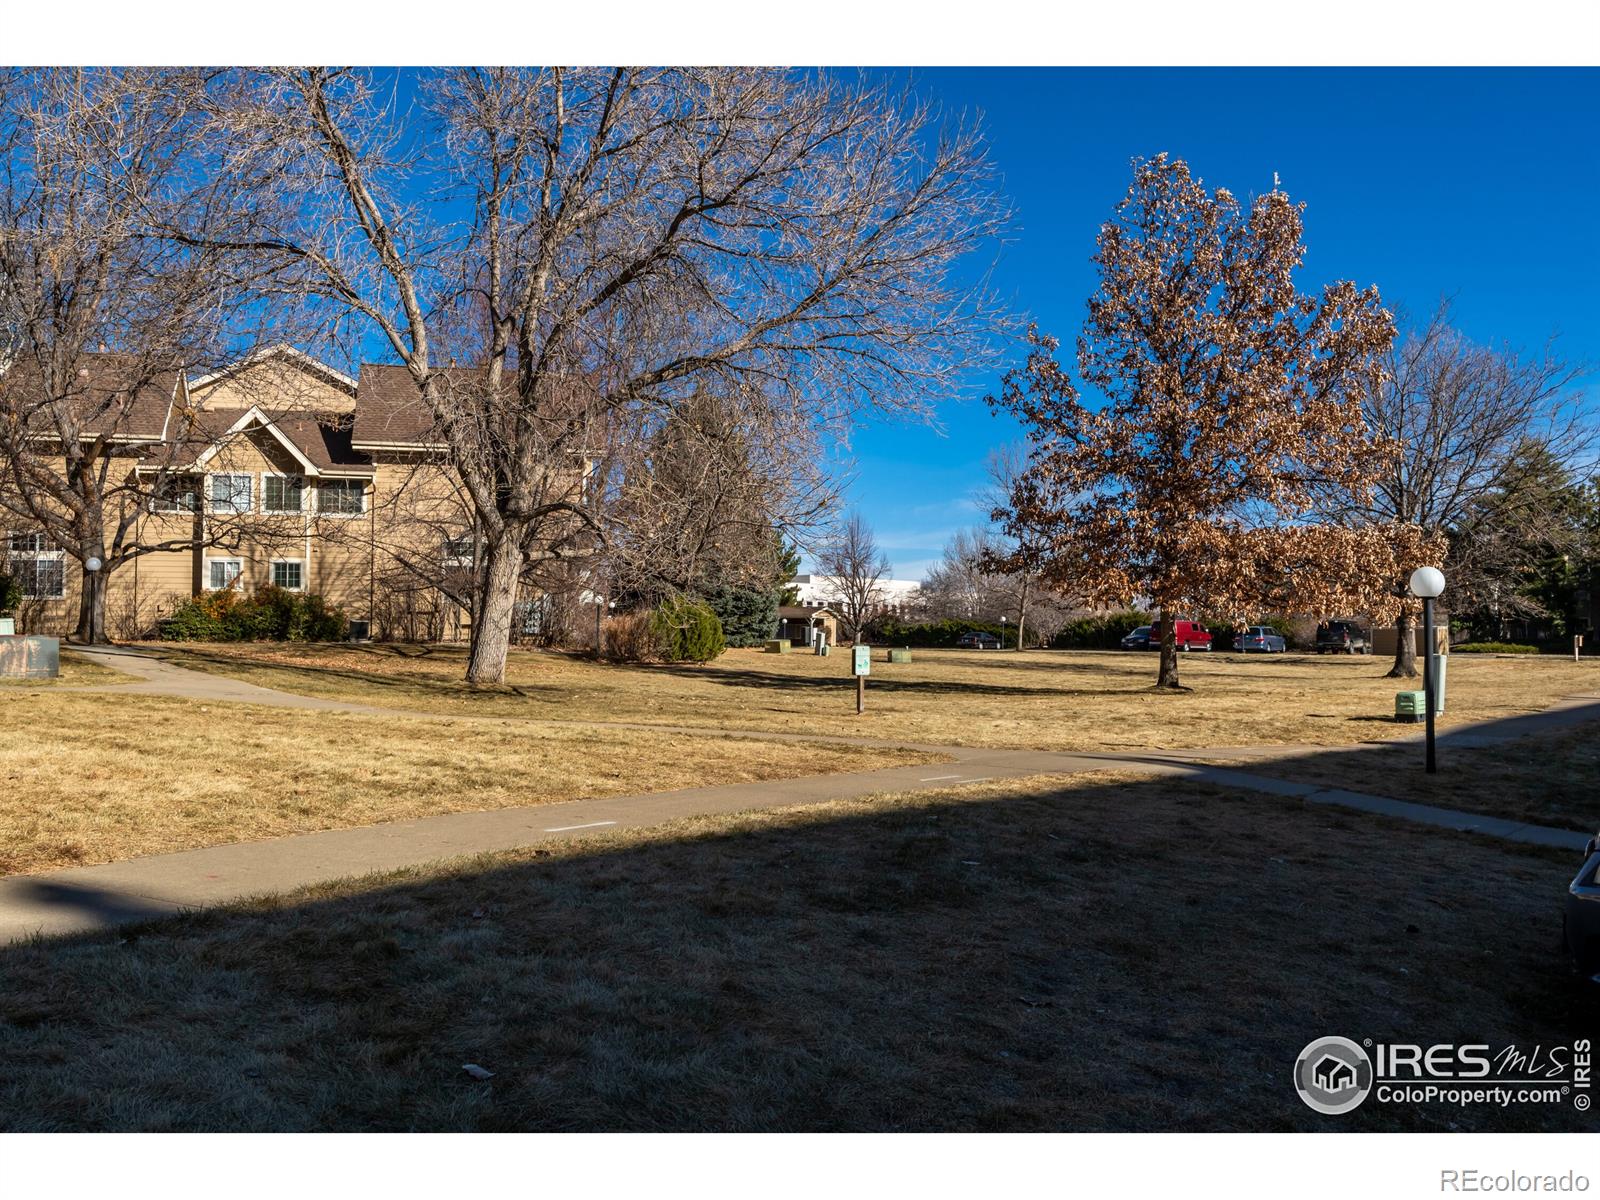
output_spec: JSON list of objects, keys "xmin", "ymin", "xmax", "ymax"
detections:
[
  {"xmin": 1577, "ymin": 634, "xmax": 1585, "ymax": 664},
  {"xmin": 852, "ymin": 643, "xmax": 871, "ymax": 714}
]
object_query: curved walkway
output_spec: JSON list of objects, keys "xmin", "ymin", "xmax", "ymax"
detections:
[{"xmin": 2, "ymin": 645, "xmax": 1592, "ymax": 945}]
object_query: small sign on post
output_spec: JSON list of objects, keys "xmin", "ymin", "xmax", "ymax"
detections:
[
  {"xmin": 852, "ymin": 643, "xmax": 871, "ymax": 714},
  {"xmin": 1577, "ymin": 634, "xmax": 1585, "ymax": 664}
]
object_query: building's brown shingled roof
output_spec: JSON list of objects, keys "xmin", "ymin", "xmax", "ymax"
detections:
[
  {"xmin": 270, "ymin": 413, "xmax": 372, "ymax": 472},
  {"xmin": 353, "ymin": 364, "xmax": 447, "ymax": 445},
  {"xmin": 353, "ymin": 363, "xmax": 599, "ymax": 446},
  {"xmin": 0, "ymin": 352, "xmax": 180, "ymax": 440},
  {"xmin": 167, "ymin": 405, "xmax": 372, "ymax": 473}
]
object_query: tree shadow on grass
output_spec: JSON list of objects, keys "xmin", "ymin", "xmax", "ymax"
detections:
[
  {"xmin": 151, "ymin": 645, "xmax": 569, "ymax": 703},
  {"xmin": 648, "ymin": 660, "xmax": 1152, "ymax": 700},
  {"xmin": 0, "ymin": 775, "xmax": 1589, "ymax": 1132}
]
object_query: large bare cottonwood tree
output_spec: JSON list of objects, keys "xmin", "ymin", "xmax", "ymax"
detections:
[{"xmin": 208, "ymin": 67, "xmax": 1009, "ymax": 683}]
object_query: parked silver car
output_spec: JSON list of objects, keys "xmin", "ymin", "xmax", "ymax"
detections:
[{"xmin": 1235, "ymin": 625, "xmax": 1287, "ymax": 653}]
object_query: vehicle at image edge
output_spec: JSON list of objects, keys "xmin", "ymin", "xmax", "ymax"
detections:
[
  {"xmin": 1233, "ymin": 625, "xmax": 1288, "ymax": 653},
  {"xmin": 1315, "ymin": 620, "xmax": 1371, "ymax": 655},
  {"xmin": 955, "ymin": 630, "xmax": 1003, "ymax": 650},
  {"xmin": 1120, "ymin": 625, "xmax": 1153, "ymax": 650},
  {"xmin": 1563, "ymin": 832, "xmax": 1600, "ymax": 986},
  {"xmin": 1145, "ymin": 619, "xmax": 1213, "ymax": 651}
]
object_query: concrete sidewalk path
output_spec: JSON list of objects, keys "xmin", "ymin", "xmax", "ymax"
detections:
[{"xmin": 2, "ymin": 643, "xmax": 1588, "ymax": 945}]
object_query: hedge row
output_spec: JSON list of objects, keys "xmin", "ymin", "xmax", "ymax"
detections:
[
  {"xmin": 159, "ymin": 585, "xmax": 347, "ymax": 642},
  {"xmin": 866, "ymin": 617, "xmax": 1018, "ymax": 648},
  {"xmin": 1452, "ymin": 641, "xmax": 1541, "ymax": 655},
  {"xmin": 1051, "ymin": 610, "xmax": 1152, "ymax": 649}
]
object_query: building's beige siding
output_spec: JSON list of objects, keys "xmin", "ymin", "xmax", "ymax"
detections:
[
  {"xmin": 188, "ymin": 357, "xmax": 355, "ymax": 416},
  {"xmin": 7, "ymin": 353, "xmax": 584, "ymax": 643}
]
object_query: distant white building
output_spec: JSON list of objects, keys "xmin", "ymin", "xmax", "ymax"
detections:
[{"xmin": 789, "ymin": 574, "xmax": 922, "ymax": 617}]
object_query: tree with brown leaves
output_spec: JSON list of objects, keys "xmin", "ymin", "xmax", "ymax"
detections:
[{"xmin": 991, "ymin": 155, "xmax": 1439, "ymax": 689}]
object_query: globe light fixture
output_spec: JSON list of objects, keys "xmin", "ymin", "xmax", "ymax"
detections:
[
  {"xmin": 85, "ymin": 556, "xmax": 103, "ymax": 573},
  {"xmin": 1407, "ymin": 566, "xmax": 1447, "ymax": 773},
  {"xmin": 1407, "ymin": 566, "xmax": 1444, "ymax": 599}
]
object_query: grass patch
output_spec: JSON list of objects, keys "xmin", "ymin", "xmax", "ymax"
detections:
[
  {"xmin": 1232, "ymin": 726, "xmax": 1600, "ymax": 830},
  {"xmin": 0, "ymin": 773, "xmax": 1589, "ymax": 1131},
  {"xmin": 0, "ymin": 691, "xmax": 940, "ymax": 875},
  {"xmin": 147, "ymin": 642, "xmax": 1600, "ymax": 752}
]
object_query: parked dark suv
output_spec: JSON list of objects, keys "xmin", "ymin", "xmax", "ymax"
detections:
[
  {"xmin": 955, "ymin": 630, "xmax": 1002, "ymax": 650},
  {"xmin": 1315, "ymin": 620, "xmax": 1370, "ymax": 655}
]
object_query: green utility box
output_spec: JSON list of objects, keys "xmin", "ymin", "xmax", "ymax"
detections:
[
  {"xmin": 889, "ymin": 648, "xmax": 912, "ymax": 664},
  {"xmin": 1395, "ymin": 690, "xmax": 1427, "ymax": 723},
  {"xmin": 764, "ymin": 639, "xmax": 792, "ymax": 654}
]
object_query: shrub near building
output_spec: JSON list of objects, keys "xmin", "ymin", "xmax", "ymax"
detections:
[{"xmin": 159, "ymin": 585, "xmax": 348, "ymax": 642}]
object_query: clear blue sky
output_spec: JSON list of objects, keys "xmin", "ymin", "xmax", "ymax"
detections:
[{"xmin": 841, "ymin": 67, "xmax": 1600, "ymax": 580}]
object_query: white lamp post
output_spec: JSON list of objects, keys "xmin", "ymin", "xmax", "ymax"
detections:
[
  {"xmin": 1408, "ymin": 566, "xmax": 1446, "ymax": 774},
  {"xmin": 83, "ymin": 556, "xmax": 104, "ymax": 644}
]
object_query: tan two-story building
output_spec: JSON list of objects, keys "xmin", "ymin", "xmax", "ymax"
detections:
[{"xmin": 4, "ymin": 346, "xmax": 503, "ymax": 641}]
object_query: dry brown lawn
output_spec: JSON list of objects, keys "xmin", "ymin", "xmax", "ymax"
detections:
[
  {"xmin": 0, "ymin": 691, "xmax": 939, "ymax": 875},
  {"xmin": 149, "ymin": 641, "xmax": 1600, "ymax": 752},
  {"xmin": 0, "ymin": 772, "xmax": 1589, "ymax": 1132},
  {"xmin": 1233, "ymin": 724, "xmax": 1600, "ymax": 831}
]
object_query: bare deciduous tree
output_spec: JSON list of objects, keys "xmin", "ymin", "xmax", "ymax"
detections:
[
  {"xmin": 0, "ymin": 68, "xmax": 283, "ymax": 642},
  {"xmin": 597, "ymin": 384, "xmax": 834, "ymax": 604},
  {"xmin": 1313, "ymin": 302, "xmax": 1591, "ymax": 676},
  {"xmin": 207, "ymin": 67, "xmax": 1010, "ymax": 683},
  {"xmin": 816, "ymin": 512, "xmax": 892, "ymax": 642},
  {"xmin": 920, "ymin": 527, "xmax": 1002, "ymax": 620},
  {"xmin": 978, "ymin": 443, "xmax": 1072, "ymax": 649},
  {"xmin": 992, "ymin": 156, "xmax": 1437, "ymax": 690}
]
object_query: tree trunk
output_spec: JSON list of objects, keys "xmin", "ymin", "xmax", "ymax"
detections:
[
  {"xmin": 1386, "ymin": 605, "xmax": 1418, "ymax": 679},
  {"xmin": 465, "ymin": 533, "xmax": 525, "ymax": 685},
  {"xmin": 1156, "ymin": 606, "xmax": 1181, "ymax": 689},
  {"xmin": 73, "ymin": 559, "xmax": 109, "ymax": 644},
  {"xmin": 1015, "ymin": 576, "xmax": 1029, "ymax": 651}
]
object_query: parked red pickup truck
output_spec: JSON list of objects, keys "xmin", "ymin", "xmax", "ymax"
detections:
[{"xmin": 1146, "ymin": 620, "xmax": 1213, "ymax": 651}]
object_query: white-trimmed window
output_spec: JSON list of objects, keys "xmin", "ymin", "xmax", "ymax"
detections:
[
  {"xmin": 209, "ymin": 473, "xmax": 253, "ymax": 514},
  {"xmin": 270, "ymin": 559, "xmax": 305, "ymax": 591},
  {"xmin": 442, "ymin": 535, "xmax": 476, "ymax": 567},
  {"xmin": 7, "ymin": 531, "xmax": 65, "ymax": 599},
  {"xmin": 263, "ymin": 474, "xmax": 305, "ymax": 514},
  {"xmin": 206, "ymin": 557, "xmax": 243, "ymax": 591},
  {"xmin": 151, "ymin": 475, "xmax": 199, "ymax": 513},
  {"xmin": 319, "ymin": 479, "xmax": 366, "ymax": 516}
]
